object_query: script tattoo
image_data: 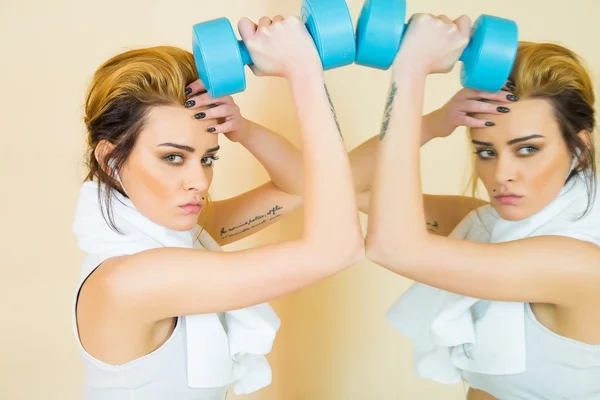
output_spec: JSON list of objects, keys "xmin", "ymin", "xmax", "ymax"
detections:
[
  {"xmin": 220, "ymin": 205, "xmax": 284, "ymax": 239},
  {"xmin": 324, "ymin": 84, "xmax": 343, "ymax": 139},
  {"xmin": 379, "ymin": 82, "xmax": 397, "ymax": 141},
  {"xmin": 426, "ymin": 220, "xmax": 439, "ymax": 232}
]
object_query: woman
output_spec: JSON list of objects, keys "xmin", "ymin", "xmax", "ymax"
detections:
[
  {"xmin": 355, "ymin": 14, "xmax": 600, "ymax": 400},
  {"xmin": 71, "ymin": 15, "xmax": 363, "ymax": 400}
]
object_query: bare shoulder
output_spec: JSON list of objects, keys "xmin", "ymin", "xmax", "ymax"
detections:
[{"xmin": 76, "ymin": 256, "xmax": 163, "ymax": 365}]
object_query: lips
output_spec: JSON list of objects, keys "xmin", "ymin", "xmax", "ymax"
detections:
[
  {"xmin": 179, "ymin": 202, "xmax": 203, "ymax": 214},
  {"xmin": 494, "ymin": 194, "xmax": 523, "ymax": 206}
]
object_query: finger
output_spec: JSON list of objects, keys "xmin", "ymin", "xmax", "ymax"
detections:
[
  {"xmin": 437, "ymin": 14, "xmax": 453, "ymax": 24},
  {"xmin": 185, "ymin": 79, "xmax": 207, "ymax": 98},
  {"xmin": 206, "ymin": 120, "xmax": 237, "ymax": 134},
  {"xmin": 470, "ymin": 90, "xmax": 518, "ymax": 103},
  {"xmin": 192, "ymin": 104, "xmax": 238, "ymax": 121},
  {"xmin": 502, "ymin": 80, "xmax": 516, "ymax": 92},
  {"xmin": 273, "ymin": 15, "xmax": 284, "ymax": 23},
  {"xmin": 238, "ymin": 17, "xmax": 258, "ymax": 44},
  {"xmin": 454, "ymin": 15, "xmax": 472, "ymax": 37},
  {"xmin": 462, "ymin": 115, "xmax": 496, "ymax": 129},
  {"xmin": 258, "ymin": 16, "xmax": 272, "ymax": 28},
  {"xmin": 463, "ymin": 100, "xmax": 510, "ymax": 115},
  {"xmin": 185, "ymin": 92, "xmax": 233, "ymax": 109}
]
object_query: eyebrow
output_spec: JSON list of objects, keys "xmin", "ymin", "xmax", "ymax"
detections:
[
  {"xmin": 157, "ymin": 143, "xmax": 220, "ymax": 154},
  {"xmin": 471, "ymin": 134, "xmax": 545, "ymax": 147}
]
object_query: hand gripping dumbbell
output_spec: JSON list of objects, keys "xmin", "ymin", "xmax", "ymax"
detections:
[
  {"xmin": 191, "ymin": 0, "xmax": 356, "ymax": 98},
  {"xmin": 354, "ymin": 0, "xmax": 519, "ymax": 93}
]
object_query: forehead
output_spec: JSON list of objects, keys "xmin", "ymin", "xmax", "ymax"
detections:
[
  {"xmin": 471, "ymin": 98, "xmax": 561, "ymax": 143},
  {"xmin": 138, "ymin": 105, "xmax": 218, "ymax": 150}
]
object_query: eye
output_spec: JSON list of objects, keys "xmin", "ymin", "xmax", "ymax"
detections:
[
  {"xmin": 474, "ymin": 149, "xmax": 495, "ymax": 160},
  {"xmin": 517, "ymin": 146, "xmax": 539, "ymax": 156},
  {"xmin": 164, "ymin": 154, "xmax": 184, "ymax": 164},
  {"xmin": 201, "ymin": 155, "xmax": 219, "ymax": 167}
]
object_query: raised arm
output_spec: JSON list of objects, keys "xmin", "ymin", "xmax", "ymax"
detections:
[
  {"xmin": 181, "ymin": 80, "xmax": 304, "ymax": 245},
  {"xmin": 353, "ymin": 86, "xmax": 515, "ymax": 232},
  {"xmin": 364, "ymin": 15, "xmax": 600, "ymax": 306},
  {"xmin": 88, "ymin": 16, "xmax": 363, "ymax": 322}
]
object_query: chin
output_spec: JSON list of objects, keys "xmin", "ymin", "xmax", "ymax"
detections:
[
  {"xmin": 493, "ymin": 203, "xmax": 540, "ymax": 222},
  {"xmin": 168, "ymin": 217, "xmax": 200, "ymax": 232}
]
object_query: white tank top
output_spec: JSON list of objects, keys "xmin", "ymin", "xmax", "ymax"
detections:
[
  {"xmin": 461, "ymin": 303, "xmax": 600, "ymax": 399},
  {"xmin": 72, "ymin": 279, "xmax": 229, "ymax": 400}
]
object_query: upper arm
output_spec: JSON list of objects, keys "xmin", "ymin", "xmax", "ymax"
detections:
[
  {"xmin": 422, "ymin": 194, "xmax": 488, "ymax": 236},
  {"xmin": 202, "ymin": 181, "xmax": 303, "ymax": 246},
  {"xmin": 358, "ymin": 191, "xmax": 488, "ymax": 236},
  {"xmin": 93, "ymin": 234, "xmax": 363, "ymax": 324},
  {"xmin": 379, "ymin": 234, "xmax": 600, "ymax": 306}
]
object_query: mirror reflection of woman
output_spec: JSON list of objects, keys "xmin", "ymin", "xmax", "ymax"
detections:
[{"xmin": 354, "ymin": 14, "xmax": 600, "ymax": 400}]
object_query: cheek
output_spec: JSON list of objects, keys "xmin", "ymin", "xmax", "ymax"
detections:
[
  {"xmin": 127, "ymin": 151, "xmax": 174, "ymax": 202},
  {"xmin": 474, "ymin": 160, "xmax": 495, "ymax": 186},
  {"xmin": 525, "ymin": 148, "xmax": 569, "ymax": 183}
]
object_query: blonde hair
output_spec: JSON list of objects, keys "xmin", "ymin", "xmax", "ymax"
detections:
[
  {"xmin": 82, "ymin": 46, "xmax": 201, "ymax": 231},
  {"xmin": 468, "ymin": 42, "xmax": 597, "ymax": 210}
]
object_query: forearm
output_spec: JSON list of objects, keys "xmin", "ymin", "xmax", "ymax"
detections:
[
  {"xmin": 238, "ymin": 120, "xmax": 304, "ymax": 195},
  {"xmin": 288, "ymin": 71, "xmax": 362, "ymax": 245},
  {"xmin": 349, "ymin": 110, "xmax": 437, "ymax": 193},
  {"xmin": 366, "ymin": 64, "xmax": 429, "ymax": 259}
]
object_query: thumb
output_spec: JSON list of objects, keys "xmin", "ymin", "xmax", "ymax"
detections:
[
  {"xmin": 238, "ymin": 17, "xmax": 257, "ymax": 44},
  {"xmin": 454, "ymin": 15, "xmax": 472, "ymax": 38}
]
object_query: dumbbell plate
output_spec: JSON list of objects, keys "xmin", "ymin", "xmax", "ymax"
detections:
[
  {"xmin": 355, "ymin": 0, "xmax": 407, "ymax": 69},
  {"xmin": 460, "ymin": 15, "xmax": 519, "ymax": 92},
  {"xmin": 301, "ymin": 0, "xmax": 357, "ymax": 69},
  {"xmin": 192, "ymin": 18, "xmax": 246, "ymax": 98}
]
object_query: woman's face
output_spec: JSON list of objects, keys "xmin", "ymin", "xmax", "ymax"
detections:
[
  {"xmin": 471, "ymin": 98, "xmax": 574, "ymax": 221},
  {"xmin": 118, "ymin": 105, "xmax": 220, "ymax": 231}
]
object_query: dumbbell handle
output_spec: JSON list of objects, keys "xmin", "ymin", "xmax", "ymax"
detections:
[
  {"xmin": 236, "ymin": 41, "xmax": 253, "ymax": 66},
  {"xmin": 233, "ymin": 19, "xmax": 315, "ymax": 68},
  {"xmin": 398, "ymin": 22, "xmax": 472, "ymax": 63}
]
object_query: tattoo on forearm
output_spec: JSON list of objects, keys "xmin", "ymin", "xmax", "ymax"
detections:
[
  {"xmin": 426, "ymin": 220, "xmax": 439, "ymax": 232},
  {"xmin": 219, "ymin": 205, "xmax": 284, "ymax": 239},
  {"xmin": 379, "ymin": 82, "xmax": 397, "ymax": 141},
  {"xmin": 324, "ymin": 84, "xmax": 343, "ymax": 139}
]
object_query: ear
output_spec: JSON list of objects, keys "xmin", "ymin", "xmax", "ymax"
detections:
[{"xmin": 94, "ymin": 140, "xmax": 116, "ymax": 175}]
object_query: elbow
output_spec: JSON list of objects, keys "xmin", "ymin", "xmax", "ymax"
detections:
[
  {"xmin": 365, "ymin": 234, "xmax": 417, "ymax": 275},
  {"xmin": 302, "ymin": 229, "xmax": 365, "ymax": 270}
]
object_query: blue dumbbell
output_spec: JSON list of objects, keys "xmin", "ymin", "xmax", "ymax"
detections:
[
  {"xmin": 192, "ymin": 0, "xmax": 356, "ymax": 98},
  {"xmin": 354, "ymin": 0, "xmax": 519, "ymax": 93}
]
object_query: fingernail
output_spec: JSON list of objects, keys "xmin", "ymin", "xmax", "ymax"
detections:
[
  {"xmin": 506, "ymin": 81, "xmax": 516, "ymax": 90},
  {"xmin": 194, "ymin": 112, "xmax": 206, "ymax": 119},
  {"xmin": 506, "ymin": 94, "xmax": 519, "ymax": 102},
  {"xmin": 485, "ymin": 121, "xmax": 496, "ymax": 127},
  {"xmin": 184, "ymin": 100, "xmax": 195, "ymax": 108},
  {"xmin": 497, "ymin": 106, "xmax": 510, "ymax": 113},
  {"xmin": 184, "ymin": 87, "xmax": 192, "ymax": 96},
  {"xmin": 207, "ymin": 127, "xmax": 216, "ymax": 133}
]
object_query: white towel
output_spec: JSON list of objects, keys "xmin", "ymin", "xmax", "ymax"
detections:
[
  {"xmin": 72, "ymin": 181, "xmax": 281, "ymax": 394},
  {"xmin": 386, "ymin": 171, "xmax": 600, "ymax": 383}
]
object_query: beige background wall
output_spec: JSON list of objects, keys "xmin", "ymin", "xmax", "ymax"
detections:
[{"xmin": 0, "ymin": 0, "xmax": 598, "ymax": 399}]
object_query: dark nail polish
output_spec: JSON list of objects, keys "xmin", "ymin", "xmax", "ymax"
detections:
[
  {"xmin": 184, "ymin": 87, "xmax": 192, "ymax": 96},
  {"xmin": 506, "ymin": 81, "xmax": 516, "ymax": 90},
  {"xmin": 506, "ymin": 94, "xmax": 519, "ymax": 102},
  {"xmin": 207, "ymin": 127, "xmax": 216, "ymax": 133},
  {"xmin": 497, "ymin": 106, "xmax": 510, "ymax": 113},
  {"xmin": 485, "ymin": 121, "xmax": 496, "ymax": 127},
  {"xmin": 184, "ymin": 100, "xmax": 195, "ymax": 108},
  {"xmin": 194, "ymin": 112, "xmax": 206, "ymax": 119}
]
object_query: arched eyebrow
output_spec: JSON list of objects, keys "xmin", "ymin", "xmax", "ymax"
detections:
[
  {"xmin": 471, "ymin": 134, "xmax": 545, "ymax": 146},
  {"xmin": 158, "ymin": 143, "xmax": 221, "ymax": 154}
]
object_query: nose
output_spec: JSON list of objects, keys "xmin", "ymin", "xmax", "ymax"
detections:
[
  {"xmin": 183, "ymin": 165, "xmax": 210, "ymax": 193},
  {"xmin": 494, "ymin": 154, "xmax": 517, "ymax": 186}
]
